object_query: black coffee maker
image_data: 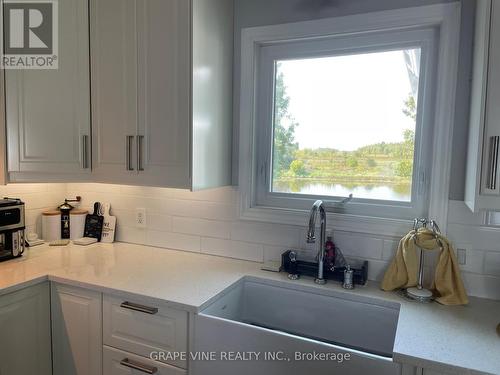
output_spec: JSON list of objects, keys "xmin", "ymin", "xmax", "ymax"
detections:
[{"xmin": 0, "ymin": 198, "xmax": 25, "ymax": 262}]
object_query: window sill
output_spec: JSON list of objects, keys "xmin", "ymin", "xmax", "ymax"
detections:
[{"xmin": 239, "ymin": 202, "xmax": 413, "ymax": 238}]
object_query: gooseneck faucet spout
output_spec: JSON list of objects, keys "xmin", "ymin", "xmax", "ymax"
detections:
[{"xmin": 307, "ymin": 200, "xmax": 327, "ymax": 285}]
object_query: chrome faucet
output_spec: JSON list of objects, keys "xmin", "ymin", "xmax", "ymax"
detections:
[{"xmin": 306, "ymin": 200, "xmax": 327, "ymax": 285}]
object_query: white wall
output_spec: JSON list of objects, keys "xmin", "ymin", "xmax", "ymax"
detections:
[
  {"xmin": 64, "ymin": 183, "xmax": 500, "ymax": 301},
  {"xmin": 0, "ymin": 184, "xmax": 66, "ymax": 236},
  {"xmin": 65, "ymin": 183, "xmax": 398, "ymax": 275},
  {"xmin": 446, "ymin": 201, "xmax": 500, "ymax": 299},
  {"xmin": 3, "ymin": 0, "xmax": 497, "ymax": 302},
  {"xmin": 1, "ymin": 182, "xmax": 498, "ymax": 300}
]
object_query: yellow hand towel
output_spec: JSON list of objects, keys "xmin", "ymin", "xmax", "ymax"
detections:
[{"xmin": 381, "ymin": 228, "xmax": 468, "ymax": 305}]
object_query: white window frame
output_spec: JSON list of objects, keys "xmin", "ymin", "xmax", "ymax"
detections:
[
  {"xmin": 238, "ymin": 4, "xmax": 461, "ymax": 237},
  {"xmin": 256, "ymin": 30, "xmax": 435, "ymax": 219}
]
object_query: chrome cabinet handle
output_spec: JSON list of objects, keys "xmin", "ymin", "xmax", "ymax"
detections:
[
  {"xmin": 137, "ymin": 135, "xmax": 144, "ymax": 171},
  {"xmin": 120, "ymin": 301, "xmax": 158, "ymax": 315},
  {"xmin": 120, "ymin": 358, "xmax": 157, "ymax": 374},
  {"xmin": 126, "ymin": 135, "xmax": 135, "ymax": 171},
  {"xmin": 82, "ymin": 135, "xmax": 89, "ymax": 169},
  {"xmin": 487, "ymin": 136, "xmax": 500, "ymax": 190}
]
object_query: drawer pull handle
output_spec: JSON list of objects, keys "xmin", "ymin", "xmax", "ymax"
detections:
[
  {"xmin": 120, "ymin": 358, "xmax": 158, "ymax": 374},
  {"xmin": 120, "ymin": 301, "xmax": 158, "ymax": 315}
]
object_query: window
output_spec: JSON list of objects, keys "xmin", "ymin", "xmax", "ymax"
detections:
[
  {"xmin": 239, "ymin": 4, "xmax": 460, "ymax": 232},
  {"xmin": 271, "ymin": 49, "xmax": 421, "ymax": 203}
]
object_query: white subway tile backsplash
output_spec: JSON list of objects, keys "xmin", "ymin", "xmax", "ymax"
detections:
[
  {"xmin": 67, "ymin": 182, "xmax": 121, "ymax": 194},
  {"xmin": 201, "ymin": 237, "xmax": 263, "ymax": 262},
  {"xmin": 146, "ymin": 213, "xmax": 173, "ymax": 232},
  {"xmin": 115, "ymin": 225, "xmax": 147, "ymax": 245},
  {"xmin": 0, "ymin": 183, "xmax": 64, "ymax": 236},
  {"xmin": 231, "ymin": 222, "xmax": 300, "ymax": 247},
  {"xmin": 263, "ymin": 245, "xmax": 289, "ymax": 262},
  {"xmin": 2, "ymin": 186, "xmax": 499, "ymax": 301},
  {"xmin": 155, "ymin": 199, "xmax": 237, "ymax": 221},
  {"xmin": 461, "ymin": 272, "xmax": 500, "ymax": 300},
  {"xmin": 110, "ymin": 209, "xmax": 136, "ymax": 227},
  {"xmin": 448, "ymin": 223, "xmax": 500, "ymax": 252},
  {"xmin": 484, "ymin": 252, "xmax": 500, "ymax": 277},
  {"xmin": 365, "ymin": 259, "xmax": 390, "ymax": 282},
  {"xmin": 458, "ymin": 249, "xmax": 485, "ymax": 274},
  {"xmin": 333, "ymin": 232, "xmax": 383, "ymax": 260},
  {"xmin": 146, "ymin": 230, "xmax": 200, "ymax": 253},
  {"xmin": 172, "ymin": 217, "xmax": 230, "ymax": 239},
  {"xmin": 382, "ymin": 239, "xmax": 399, "ymax": 261}
]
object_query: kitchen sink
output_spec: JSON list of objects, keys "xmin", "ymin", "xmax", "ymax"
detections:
[{"xmin": 192, "ymin": 276, "xmax": 401, "ymax": 375}]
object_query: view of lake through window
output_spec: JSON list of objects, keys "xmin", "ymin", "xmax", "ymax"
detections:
[{"xmin": 271, "ymin": 48, "xmax": 421, "ymax": 202}]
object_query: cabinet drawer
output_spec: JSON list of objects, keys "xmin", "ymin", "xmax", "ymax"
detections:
[
  {"xmin": 103, "ymin": 295, "xmax": 188, "ymax": 368},
  {"xmin": 103, "ymin": 346, "xmax": 186, "ymax": 375}
]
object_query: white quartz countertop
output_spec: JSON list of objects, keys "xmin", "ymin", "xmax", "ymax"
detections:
[{"xmin": 0, "ymin": 242, "xmax": 499, "ymax": 375}]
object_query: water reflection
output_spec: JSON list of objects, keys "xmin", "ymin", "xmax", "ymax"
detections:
[{"xmin": 273, "ymin": 180, "xmax": 411, "ymax": 202}]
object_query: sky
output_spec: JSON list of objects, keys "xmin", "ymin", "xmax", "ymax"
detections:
[{"xmin": 277, "ymin": 49, "xmax": 419, "ymax": 151}]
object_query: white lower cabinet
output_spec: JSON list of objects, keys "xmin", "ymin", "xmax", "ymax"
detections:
[
  {"xmin": 0, "ymin": 283, "xmax": 52, "ymax": 375},
  {"xmin": 104, "ymin": 346, "xmax": 187, "ymax": 375},
  {"xmin": 51, "ymin": 283, "xmax": 102, "ymax": 375},
  {"xmin": 103, "ymin": 294, "xmax": 189, "ymax": 369}
]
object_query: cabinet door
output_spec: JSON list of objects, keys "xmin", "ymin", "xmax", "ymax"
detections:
[
  {"xmin": 482, "ymin": 0, "xmax": 500, "ymax": 196},
  {"xmin": 0, "ymin": 283, "xmax": 52, "ymax": 375},
  {"xmin": 90, "ymin": 0, "xmax": 139, "ymax": 184},
  {"xmin": 467, "ymin": 0, "xmax": 500, "ymax": 211},
  {"xmin": 5, "ymin": 0, "xmax": 90, "ymax": 177},
  {"xmin": 136, "ymin": 0, "xmax": 191, "ymax": 188},
  {"xmin": 51, "ymin": 283, "xmax": 102, "ymax": 375}
]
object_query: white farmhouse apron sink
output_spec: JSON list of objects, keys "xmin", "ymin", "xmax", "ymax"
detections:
[{"xmin": 192, "ymin": 277, "xmax": 401, "ymax": 375}]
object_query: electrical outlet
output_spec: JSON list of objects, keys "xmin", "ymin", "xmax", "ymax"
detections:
[
  {"xmin": 457, "ymin": 249, "xmax": 466, "ymax": 265},
  {"xmin": 135, "ymin": 208, "xmax": 147, "ymax": 228}
]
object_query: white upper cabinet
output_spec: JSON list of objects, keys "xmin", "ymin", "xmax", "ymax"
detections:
[
  {"xmin": 191, "ymin": 0, "xmax": 234, "ymax": 190},
  {"xmin": 90, "ymin": 0, "xmax": 140, "ymax": 185},
  {"xmin": 2, "ymin": 0, "xmax": 233, "ymax": 189},
  {"xmin": 135, "ymin": 0, "xmax": 191, "ymax": 188},
  {"xmin": 466, "ymin": 0, "xmax": 500, "ymax": 211},
  {"xmin": 5, "ymin": 0, "xmax": 91, "ymax": 181},
  {"xmin": 91, "ymin": 0, "xmax": 233, "ymax": 189}
]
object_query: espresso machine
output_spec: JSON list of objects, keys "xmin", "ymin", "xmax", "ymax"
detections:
[{"xmin": 0, "ymin": 198, "xmax": 25, "ymax": 262}]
